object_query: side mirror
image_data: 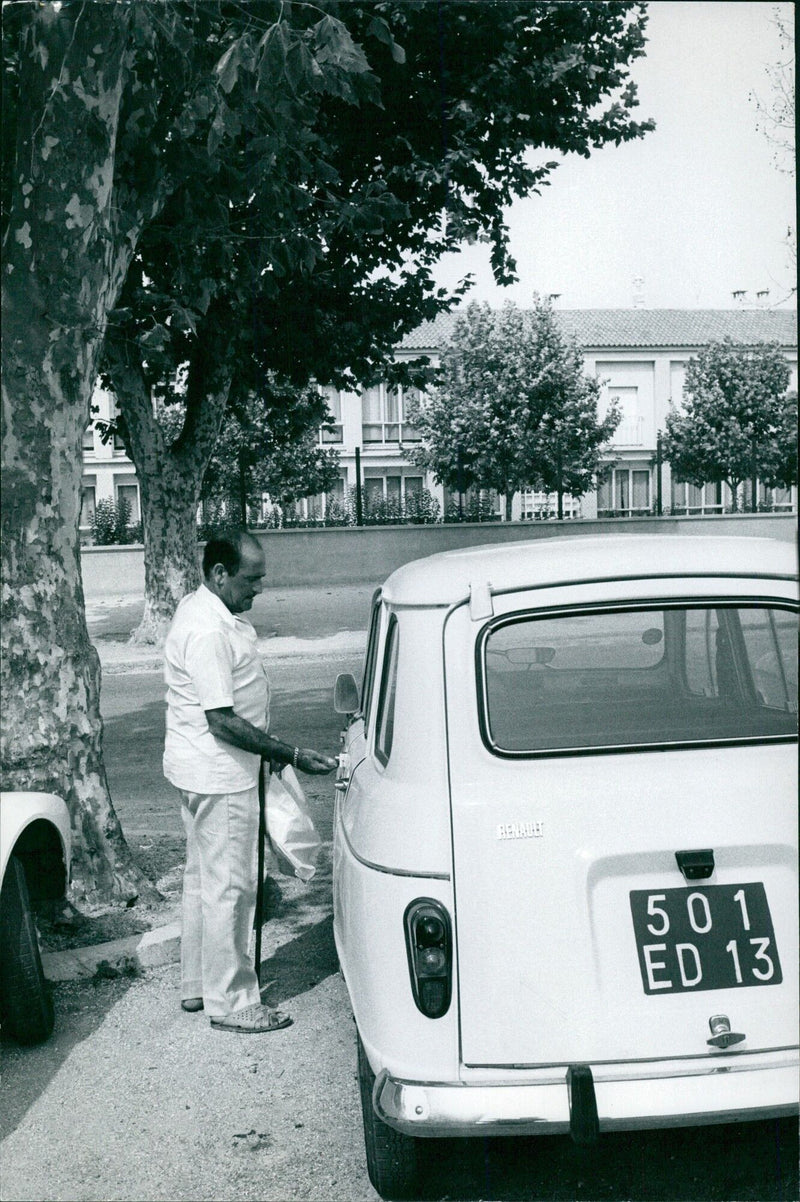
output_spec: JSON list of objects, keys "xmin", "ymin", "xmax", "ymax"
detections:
[{"xmin": 334, "ymin": 672, "xmax": 360, "ymax": 715}]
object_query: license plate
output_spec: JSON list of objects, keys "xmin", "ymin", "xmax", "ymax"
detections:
[{"xmin": 629, "ymin": 883, "xmax": 782, "ymax": 995}]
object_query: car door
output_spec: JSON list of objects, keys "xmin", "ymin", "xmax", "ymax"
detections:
[
  {"xmin": 333, "ymin": 591, "xmax": 382, "ymax": 924},
  {"xmin": 444, "ymin": 581, "xmax": 798, "ymax": 1069}
]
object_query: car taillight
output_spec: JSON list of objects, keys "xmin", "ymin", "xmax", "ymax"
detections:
[{"xmin": 404, "ymin": 899, "xmax": 452, "ymax": 1018}]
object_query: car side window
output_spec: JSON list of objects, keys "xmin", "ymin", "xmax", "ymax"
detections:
[
  {"xmin": 374, "ymin": 615, "xmax": 399, "ymax": 767},
  {"xmin": 361, "ymin": 591, "xmax": 382, "ymax": 726},
  {"xmin": 738, "ymin": 607, "xmax": 797, "ymax": 711}
]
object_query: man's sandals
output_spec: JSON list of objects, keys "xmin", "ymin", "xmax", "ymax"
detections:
[{"xmin": 210, "ymin": 1003, "xmax": 293, "ymax": 1034}]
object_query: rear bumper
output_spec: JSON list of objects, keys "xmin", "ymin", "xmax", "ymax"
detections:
[{"xmin": 373, "ymin": 1054, "xmax": 800, "ymax": 1139}]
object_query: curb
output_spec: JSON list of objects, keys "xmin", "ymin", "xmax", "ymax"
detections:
[{"xmin": 42, "ymin": 921, "xmax": 181, "ymax": 982}]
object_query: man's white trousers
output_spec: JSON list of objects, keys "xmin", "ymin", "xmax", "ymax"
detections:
[{"xmin": 179, "ymin": 785, "xmax": 261, "ymax": 1017}]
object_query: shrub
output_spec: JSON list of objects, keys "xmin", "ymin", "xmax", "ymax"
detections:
[
  {"xmin": 444, "ymin": 494, "xmax": 499, "ymax": 523},
  {"xmin": 114, "ymin": 496, "xmax": 132, "ymax": 543},
  {"xmin": 91, "ymin": 497, "xmax": 133, "ymax": 545},
  {"xmin": 403, "ymin": 488, "xmax": 440, "ymax": 524}
]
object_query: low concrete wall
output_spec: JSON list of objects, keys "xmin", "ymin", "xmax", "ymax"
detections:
[
  {"xmin": 81, "ymin": 545, "xmax": 147, "ymax": 596},
  {"xmin": 80, "ymin": 513, "xmax": 796, "ymax": 596}
]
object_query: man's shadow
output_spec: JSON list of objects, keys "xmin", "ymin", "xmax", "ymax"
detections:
[{"xmin": 258, "ymin": 915, "xmax": 339, "ymax": 1007}]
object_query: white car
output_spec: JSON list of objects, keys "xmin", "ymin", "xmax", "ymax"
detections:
[
  {"xmin": 0, "ymin": 792, "xmax": 71, "ymax": 1044},
  {"xmin": 332, "ymin": 534, "xmax": 798, "ymax": 1199}
]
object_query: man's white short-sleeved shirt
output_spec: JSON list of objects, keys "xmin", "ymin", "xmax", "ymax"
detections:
[{"xmin": 163, "ymin": 584, "xmax": 270, "ymax": 794}]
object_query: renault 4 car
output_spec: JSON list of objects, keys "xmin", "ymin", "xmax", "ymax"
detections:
[
  {"xmin": 332, "ymin": 534, "xmax": 798, "ymax": 1198},
  {"xmin": 0, "ymin": 791, "xmax": 71, "ymax": 1043}
]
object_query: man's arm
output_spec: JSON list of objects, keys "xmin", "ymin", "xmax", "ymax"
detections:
[{"xmin": 205, "ymin": 707, "xmax": 336, "ymax": 774}]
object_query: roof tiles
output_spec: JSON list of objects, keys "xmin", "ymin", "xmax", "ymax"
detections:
[{"xmin": 399, "ymin": 308, "xmax": 798, "ymax": 352}]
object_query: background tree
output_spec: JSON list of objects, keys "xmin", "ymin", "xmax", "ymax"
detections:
[
  {"xmin": 200, "ymin": 381, "xmax": 340, "ymax": 527},
  {"xmin": 410, "ymin": 299, "xmax": 620, "ymax": 518},
  {"xmin": 2, "ymin": 2, "xmax": 653, "ymax": 902},
  {"xmin": 749, "ymin": 7, "xmax": 795, "ymax": 298},
  {"xmin": 664, "ymin": 338, "xmax": 795, "ymax": 512}
]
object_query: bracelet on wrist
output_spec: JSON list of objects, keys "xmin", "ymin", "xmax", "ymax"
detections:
[{"xmin": 292, "ymin": 746, "xmax": 299, "ymax": 769}]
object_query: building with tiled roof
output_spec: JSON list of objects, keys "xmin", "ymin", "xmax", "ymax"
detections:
[
  {"xmin": 390, "ymin": 307, "xmax": 797, "ymax": 521},
  {"xmin": 81, "ymin": 308, "xmax": 797, "ymax": 534}
]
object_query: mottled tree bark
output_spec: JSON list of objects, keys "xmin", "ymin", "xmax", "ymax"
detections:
[{"xmin": 1, "ymin": 8, "xmax": 153, "ymax": 902}]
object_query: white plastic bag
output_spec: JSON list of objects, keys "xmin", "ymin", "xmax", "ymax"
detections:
[{"xmin": 263, "ymin": 763, "xmax": 321, "ymax": 882}]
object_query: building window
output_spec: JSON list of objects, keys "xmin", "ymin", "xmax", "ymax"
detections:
[
  {"xmin": 82, "ymin": 425, "xmax": 95, "ymax": 453},
  {"xmin": 320, "ymin": 386, "xmax": 343, "ymax": 444},
  {"xmin": 606, "ymin": 387, "xmax": 644, "ymax": 447},
  {"xmin": 598, "ymin": 466, "xmax": 651, "ymax": 517},
  {"xmin": 364, "ymin": 477, "xmax": 385, "ymax": 506},
  {"xmin": 115, "ymin": 480, "xmax": 140, "ymax": 523},
  {"xmin": 80, "ymin": 481, "xmax": 96, "ymax": 527},
  {"xmin": 385, "ymin": 389, "xmax": 400, "ymax": 442},
  {"xmin": 760, "ymin": 484, "xmax": 794, "ymax": 511},
  {"xmin": 328, "ymin": 477, "xmax": 345, "ymax": 506},
  {"xmin": 363, "ymin": 473, "xmax": 423, "ymax": 506},
  {"xmin": 671, "ymin": 480, "xmax": 724, "ymax": 515},
  {"xmin": 632, "ymin": 469, "xmax": 650, "ymax": 510},
  {"xmin": 401, "ymin": 388, "xmax": 422, "ymax": 442},
  {"xmin": 361, "ymin": 384, "xmax": 422, "ymax": 444},
  {"xmin": 520, "ymin": 488, "xmax": 580, "ymax": 520}
]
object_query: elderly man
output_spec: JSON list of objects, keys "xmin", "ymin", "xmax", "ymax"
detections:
[{"xmin": 163, "ymin": 530, "xmax": 336, "ymax": 1033}]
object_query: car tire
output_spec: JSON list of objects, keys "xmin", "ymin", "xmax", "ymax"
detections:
[
  {"xmin": 357, "ymin": 1031, "xmax": 421, "ymax": 1200},
  {"xmin": 0, "ymin": 854, "xmax": 55, "ymax": 1044}
]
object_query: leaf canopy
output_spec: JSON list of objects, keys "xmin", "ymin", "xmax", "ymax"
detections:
[
  {"xmin": 409, "ymin": 298, "xmax": 621, "ymax": 504},
  {"xmin": 664, "ymin": 338, "xmax": 796, "ymax": 498}
]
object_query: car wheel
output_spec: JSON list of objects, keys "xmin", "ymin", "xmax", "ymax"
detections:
[
  {"xmin": 0, "ymin": 854, "xmax": 55, "ymax": 1044},
  {"xmin": 357, "ymin": 1031, "xmax": 420, "ymax": 1200}
]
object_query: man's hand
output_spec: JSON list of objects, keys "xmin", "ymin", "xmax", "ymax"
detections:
[
  {"xmin": 293, "ymin": 745, "xmax": 336, "ymax": 774},
  {"xmin": 295, "ymin": 749, "xmax": 338, "ymax": 775}
]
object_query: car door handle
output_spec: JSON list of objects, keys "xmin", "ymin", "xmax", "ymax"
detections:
[{"xmin": 675, "ymin": 849, "xmax": 715, "ymax": 881}]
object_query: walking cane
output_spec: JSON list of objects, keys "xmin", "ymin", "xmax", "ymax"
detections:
[{"xmin": 254, "ymin": 758, "xmax": 267, "ymax": 988}]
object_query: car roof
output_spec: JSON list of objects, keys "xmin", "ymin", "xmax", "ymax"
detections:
[{"xmin": 381, "ymin": 534, "xmax": 798, "ymax": 608}]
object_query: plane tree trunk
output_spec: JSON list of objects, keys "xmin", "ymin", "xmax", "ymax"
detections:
[
  {"xmin": 1, "ymin": 7, "xmax": 160, "ymax": 903},
  {"xmin": 103, "ymin": 316, "xmax": 233, "ymax": 645}
]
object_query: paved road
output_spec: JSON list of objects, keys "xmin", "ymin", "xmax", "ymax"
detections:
[
  {"xmin": 88, "ymin": 581, "xmax": 380, "ymax": 642},
  {"xmin": 99, "ymin": 649, "xmax": 364, "ymax": 840}
]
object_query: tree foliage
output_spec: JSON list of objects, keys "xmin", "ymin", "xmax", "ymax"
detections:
[
  {"xmin": 200, "ymin": 381, "xmax": 341, "ymax": 523},
  {"xmin": 664, "ymin": 339, "xmax": 795, "ymax": 510},
  {"xmin": 750, "ymin": 8, "xmax": 795, "ymax": 177},
  {"xmin": 749, "ymin": 7, "xmax": 795, "ymax": 295},
  {"xmin": 409, "ymin": 299, "xmax": 620, "ymax": 518}
]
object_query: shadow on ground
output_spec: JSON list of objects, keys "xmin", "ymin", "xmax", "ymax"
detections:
[
  {"xmin": 0, "ymin": 974, "xmax": 139, "ymax": 1141},
  {"xmin": 410, "ymin": 1118, "xmax": 797, "ymax": 1201},
  {"xmin": 259, "ymin": 915, "xmax": 339, "ymax": 1009}
]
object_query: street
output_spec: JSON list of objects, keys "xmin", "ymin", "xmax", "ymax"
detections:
[
  {"xmin": 1, "ymin": 647, "xmax": 797, "ymax": 1200},
  {"xmin": 99, "ymin": 650, "xmax": 363, "ymax": 840}
]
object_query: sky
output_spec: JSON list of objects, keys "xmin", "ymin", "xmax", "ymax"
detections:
[{"xmin": 432, "ymin": 1, "xmax": 796, "ymax": 311}]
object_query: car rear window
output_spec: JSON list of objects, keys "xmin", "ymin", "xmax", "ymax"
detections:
[{"xmin": 479, "ymin": 602, "xmax": 798, "ymax": 755}]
